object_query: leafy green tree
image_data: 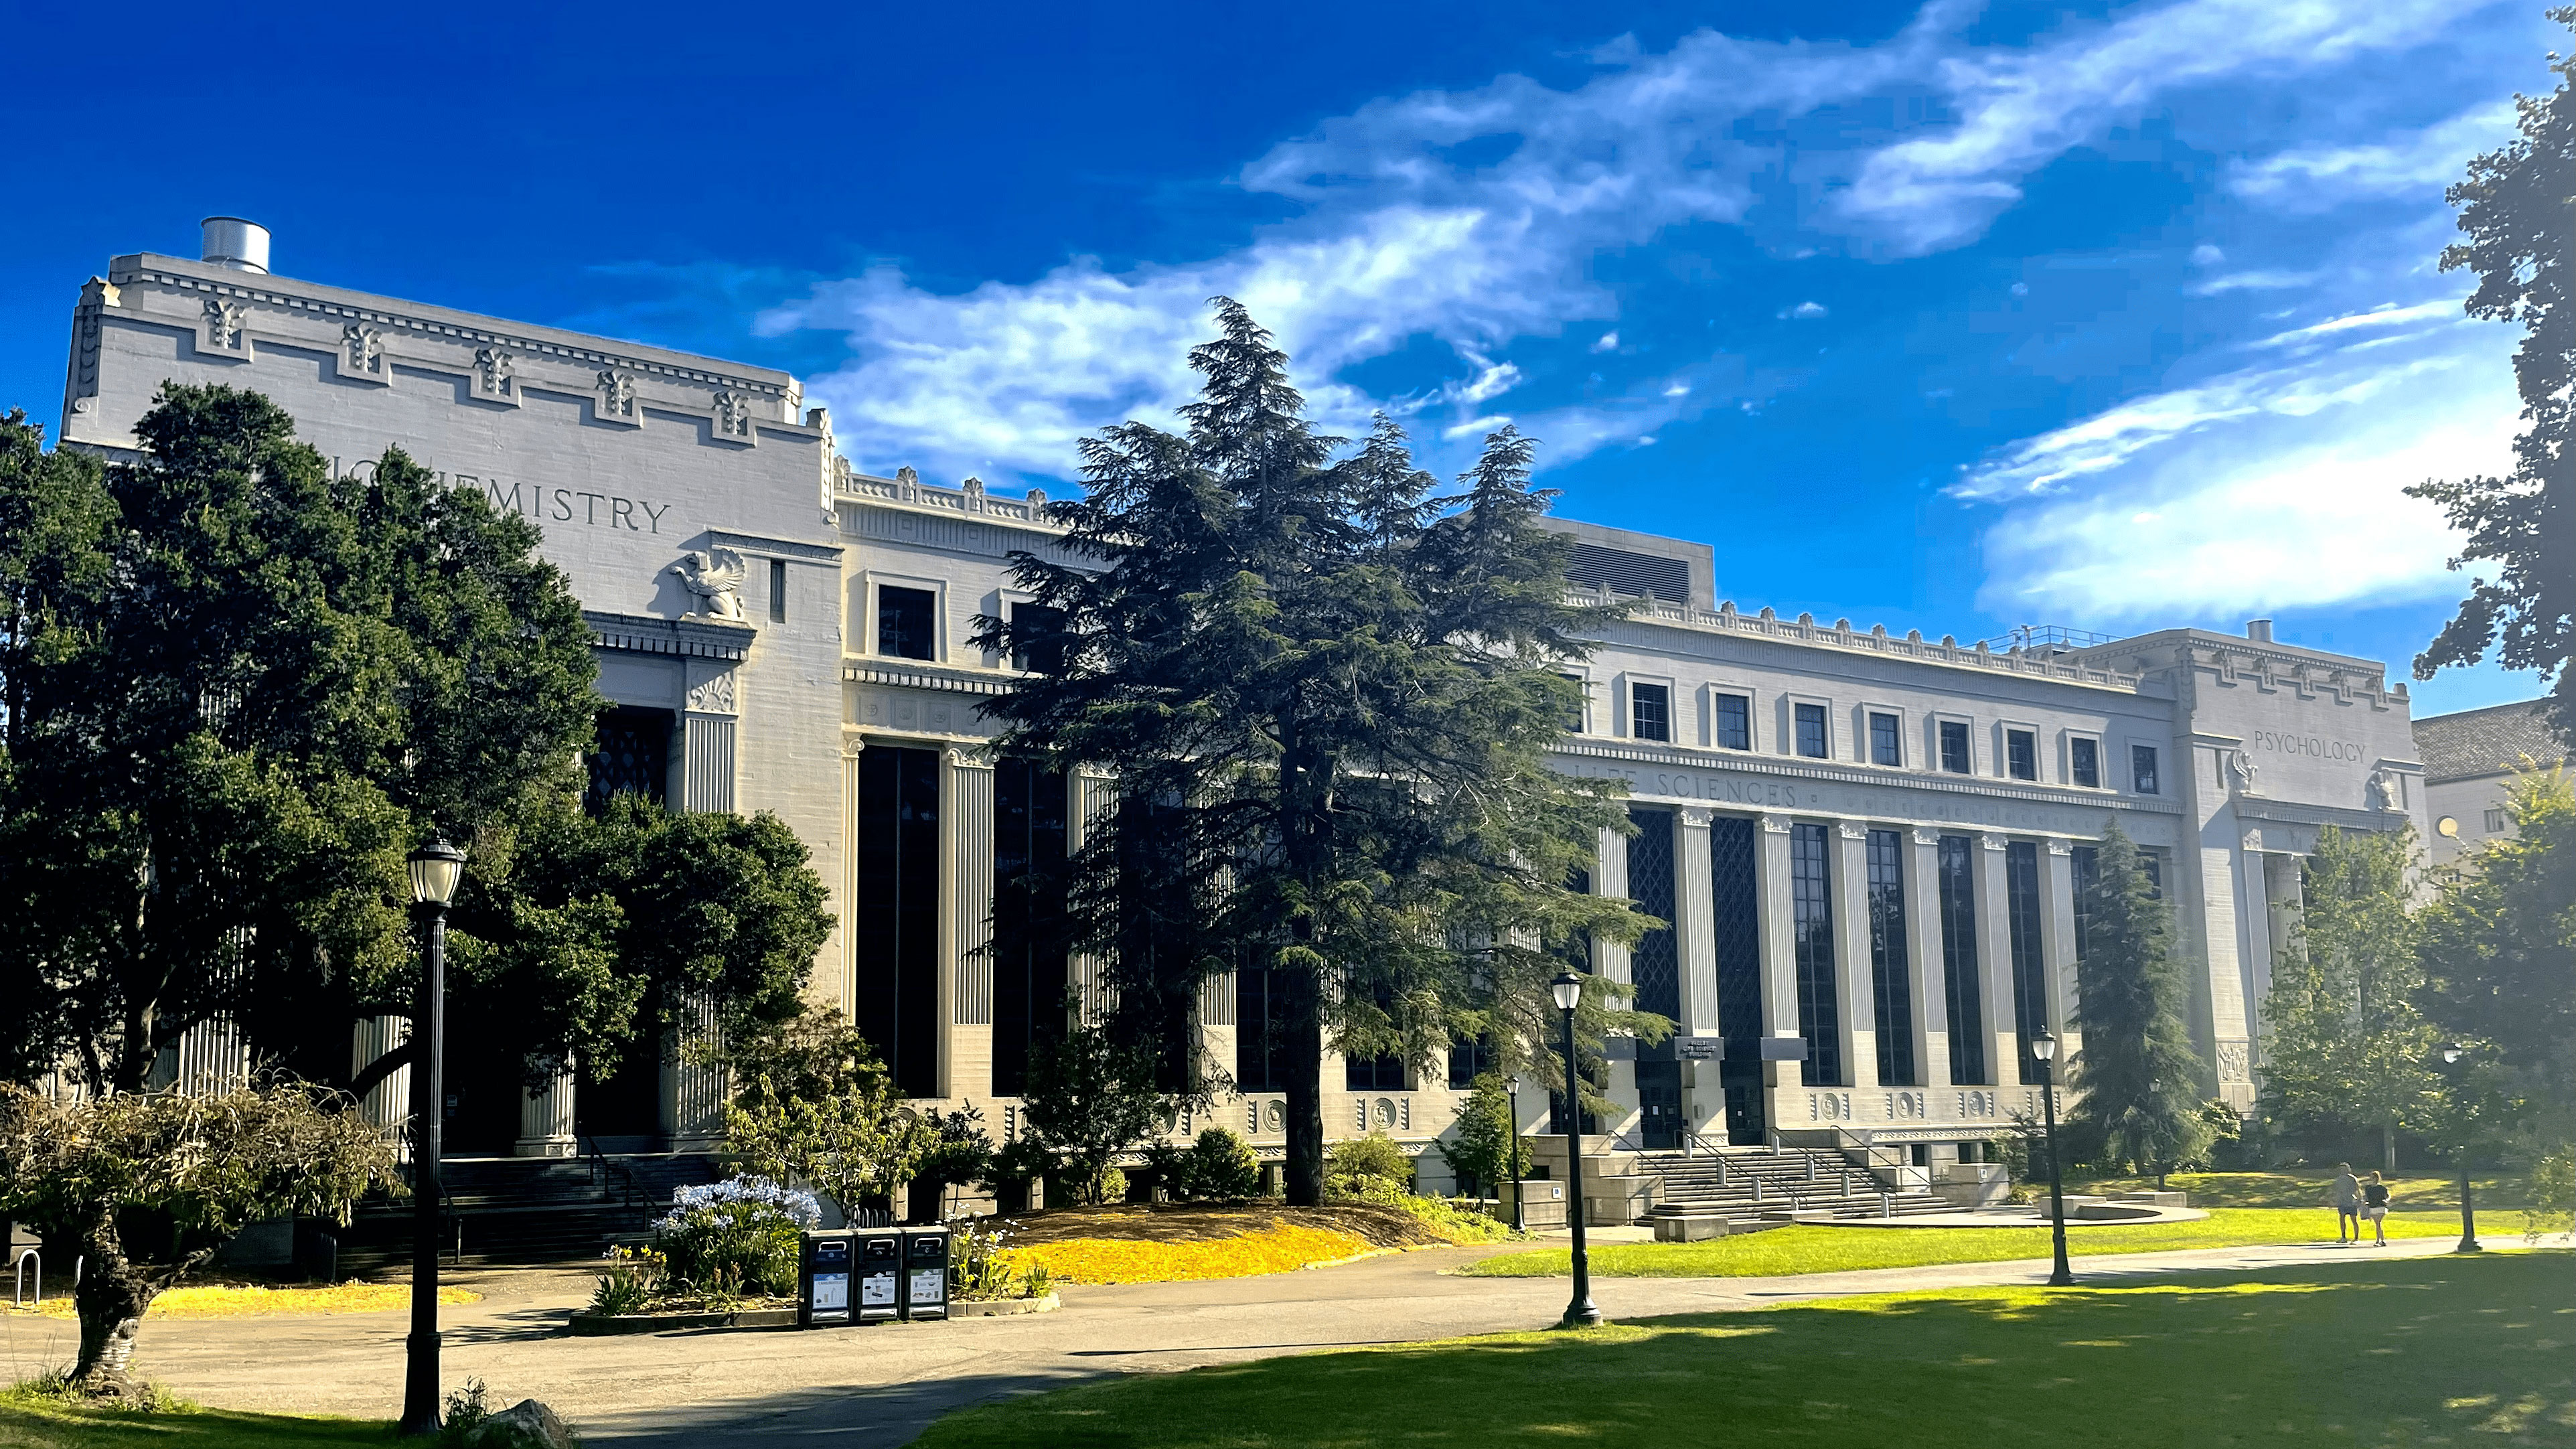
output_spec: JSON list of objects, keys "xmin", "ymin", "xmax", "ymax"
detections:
[
  {"xmin": 2258, "ymin": 826, "xmax": 2441, "ymax": 1170},
  {"xmin": 2417, "ymin": 769, "xmax": 2576, "ymax": 1162},
  {"xmin": 2409, "ymin": 9, "xmax": 2576, "ymax": 744},
  {"xmin": 717, "ymin": 1005, "xmax": 934, "ymax": 1223},
  {"xmin": 0, "ymin": 1083, "xmax": 400, "ymax": 1397},
  {"xmin": 1020, "ymin": 1024, "xmax": 1170, "ymax": 1206},
  {"xmin": 1184, "ymin": 1125, "xmax": 1262, "ymax": 1201},
  {"xmin": 1437, "ymin": 1072, "xmax": 1529, "ymax": 1200},
  {"xmin": 2065, "ymin": 821, "xmax": 2211, "ymax": 1180},
  {"xmin": 976, "ymin": 301, "xmax": 1651, "ymax": 1205}
]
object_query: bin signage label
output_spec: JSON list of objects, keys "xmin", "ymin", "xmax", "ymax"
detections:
[
  {"xmin": 861, "ymin": 1273, "xmax": 897, "ymax": 1306},
  {"xmin": 811, "ymin": 1272, "xmax": 848, "ymax": 1312},
  {"xmin": 909, "ymin": 1269, "xmax": 944, "ymax": 1302}
]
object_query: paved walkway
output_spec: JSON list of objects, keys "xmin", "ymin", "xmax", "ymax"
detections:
[{"xmin": 1, "ymin": 1232, "xmax": 2552, "ymax": 1446}]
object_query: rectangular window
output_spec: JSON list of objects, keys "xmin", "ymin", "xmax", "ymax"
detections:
[
  {"xmin": 2070, "ymin": 845, "xmax": 2099, "ymax": 960},
  {"xmin": 1795, "ymin": 702, "xmax": 1829, "ymax": 759},
  {"xmin": 1345, "ymin": 1050, "xmax": 1406, "ymax": 1092},
  {"xmin": 1715, "ymin": 693, "xmax": 1752, "ymax": 751},
  {"xmin": 1560, "ymin": 674, "xmax": 1588, "ymax": 734},
  {"xmin": 1010, "ymin": 601, "xmax": 1067, "ymax": 674},
  {"xmin": 2006, "ymin": 729, "xmax": 2038, "ymax": 781},
  {"xmin": 767, "ymin": 558, "xmax": 787, "ymax": 623},
  {"xmin": 1627, "ymin": 809, "xmax": 1679, "ymax": 1023},
  {"xmin": 2140, "ymin": 848, "xmax": 2166, "ymax": 899},
  {"xmin": 586, "ymin": 705, "xmax": 671, "ymax": 810},
  {"xmin": 877, "ymin": 585, "xmax": 937, "ymax": 660},
  {"xmin": 1632, "ymin": 682, "xmax": 1671, "ymax": 742},
  {"xmin": 1866, "ymin": 829, "xmax": 1917, "ymax": 1087},
  {"xmin": 1789, "ymin": 823, "xmax": 1843, "ymax": 1086},
  {"xmin": 990, "ymin": 757, "xmax": 1069, "ymax": 1096},
  {"xmin": 2005, "ymin": 841, "xmax": 2048, "ymax": 1085},
  {"xmin": 856, "ymin": 746, "xmax": 943, "ymax": 1097},
  {"xmin": 2071, "ymin": 737, "xmax": 2101, "ymax": 789},
  {"xmin": 1237, "ymin": 965, "xmax": 1284, "ymax": 1093},
  {"xmin": 2132, "ymin": 744, "xmax": 2160, "ymax": 795},
  {"xmin": 2484, "ymin": 807, "xmax": 2507, "ymax": 833},
  {"xmin": 1446, "ymin": 1035, "xmax": 1495, "ymax": 1090},
  {"xmin": 1869, "ymin": 712, "xmax": 1902, "ymax": 767},
  {"xmin": 1939, "ymin": 720, "xmax": 1971, "ymax": 774},
  {"xmin": 1937, "ymin": 835, "xmax": 1987, "ymax": 1085},
  {"xmin": 1709, "ymin": 818, "xmax": 1765, "ymax": 1146}
]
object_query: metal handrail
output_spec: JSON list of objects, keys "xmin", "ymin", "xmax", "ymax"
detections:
[
  {"xmin": 578, "ymin": 1133, "xmax": 643, "ymax": 1212},
  {"xmin": 12, "ymin": 1249, "xmax": 35, "ymax": 1308}
]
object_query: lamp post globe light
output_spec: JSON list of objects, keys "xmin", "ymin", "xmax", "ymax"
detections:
[
  {"xmin": 1550, "ymin": 971, "xmax": 1600, "ymax": 1329},
  {"xmin": 399, "ymin": 838, "xmax": 466, "ymax": 1437},
  {"xmin": 2439, "ymin": 1043, "xmax": 2481, "ymax": 1254},
  {"xmin": 2030, "ymin": 1029, "xmax": 2074, "ymax": 1288}
]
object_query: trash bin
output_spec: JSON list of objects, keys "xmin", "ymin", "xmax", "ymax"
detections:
[
  {"xmin": 800, "ymin": 1231, "xmax": 856, "ymax": 1328},
  {"xmin": 855, "ymin": 1231, "xmax": 903, "ymax": 1322},
  {"xmin": 899, "ymin": 1225, "xmax": 950, "ymax": 1321}
]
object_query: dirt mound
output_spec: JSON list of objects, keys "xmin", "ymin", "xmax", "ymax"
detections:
[{"xmin": 990, "ymin": 1201, "xmax": 1444, "ymax": 1249}]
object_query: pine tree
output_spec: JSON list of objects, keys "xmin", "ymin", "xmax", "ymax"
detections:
[
  {"xmin": 2257, "ymin": 825, "xmax": 2439, "ymax": 1170},
  {"xmin": 978, "ymin": 301, "xmax": 1651, "ymax": 1205},
  {"xmin": 2065, "ymin": 820, "xmax": 2210, "ymax": 1179}
]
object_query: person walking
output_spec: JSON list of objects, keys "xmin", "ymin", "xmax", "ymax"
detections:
[
  {"xmin": 2361, "ymin": 1171, "xmax": 2393, "ymax": 1247},
  {"xmin": 2332, "ymin": 1164, "xmax": 2361, "ymax": 1245}
]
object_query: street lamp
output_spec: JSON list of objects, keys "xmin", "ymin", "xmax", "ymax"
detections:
[
  {"xmin": 1551, "ymin": 971, "xmax": 1600, "ymax": 1328},
  {"xmin": 399, "ymin": 838, "xmax": 466, "ymax": 1437},
  {"xmin": 2030, "ymin": 1029, "xmax": 2074, "ymax": 1287},
  {"xmin": 1505, "ymin": 1077, "xmax": 1526, "ymax": 1233},
  {"xmin": 2440, "ymin": 1043, "xmax": 2481, "ymax": 1253}
]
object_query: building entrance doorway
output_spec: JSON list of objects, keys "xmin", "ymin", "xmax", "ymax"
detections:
[
  {"xmin": 579, "ymin": 1043, "xmax": 664, "ymax": 1154},
  {"xmin": 1720, "ymin": 1060, "xmax": 1767, "ymax": 1145},
  {"xmin": 1636, "ymin": 1059, "xmax": 1682, "ymax": 1150}
]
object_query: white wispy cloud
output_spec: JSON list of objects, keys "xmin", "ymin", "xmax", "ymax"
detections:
[
  {"xmin": 2227, "ymin": 102, "xmax": 2516, "ymax": 209},
  {"xmin": 761, "ymin": 0, "xmax": 2478, "ymax": 483}
]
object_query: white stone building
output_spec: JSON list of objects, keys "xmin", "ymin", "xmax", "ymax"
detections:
[
  {"xmin": 2415, "ymin": 700, "xmax": 2563, "ymax": 870},
  {"xmin": 56, "ymin": 220, "xmax": 2435, "ymax": 1193}
]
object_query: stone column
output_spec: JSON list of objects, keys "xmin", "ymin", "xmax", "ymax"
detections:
[
  {"xmin": 515, "ymin": 1059, "xmax": 578, "ymax": 1158},
  {"xmin": 1673, "ymin": 808, "xmax": 1723, "ymax": 1138},
  {"xmin": 1831, "ymin": 820, "xmax": 1876, "ymax": 1092},
  {"xmin": 948, "ymin": 747, "xmax": 996, "ymax": 1102},
  {"xmin": 840, "ymin": 735, "xmax": 866, "ymax": 1018},
  {"xmin": 2040, "ymin": 840, "xmax": 2082, "ymax": 1069},
  {"xmin": 1752, "ymin": 812, "xmax": 1800, "ymax": 1089},
  {"xmin": 1069, "ymin": 773, "xmax": 1120, "ymax": 1023},
  {"xmin": 1974, "ymin": 832, "xmax": 2016, "ymax": 1087},
  {"xmin": 679, "ymin": 660, "xmax": 741, "ymax": 814},
  {"xmin": 1904, "ymin": 828, "xmax": 1949, "ymax": 1087},
  {"xmin": 351, "ymin": 1016, "xmax": 412, "ymax": 1160},
  {"xmin": 660, "ymin": 996, "xmax": 727, "ymax": 1153},
  {"xmin": 1592, "ymin": 826, "xmax": 1635, "ymax": 1127}
]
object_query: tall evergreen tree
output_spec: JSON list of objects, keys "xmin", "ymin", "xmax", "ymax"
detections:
[
  {"xmin": 2257, "ymin": 825, "xmax": 2439, "ymax": 1170},
  {"xmin": 978, "ymin": 301, "xmax": 1653, "ymax": 1205},
  {"xmin": 2409, "ymin": 8, "xmax": 2576, "ymax": 744},
  {"xmin": 2065, "ymin": 820, "xmax": 2210, "ymax": 1178}
]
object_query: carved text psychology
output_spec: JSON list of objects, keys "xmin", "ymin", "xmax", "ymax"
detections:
[{"xmin": 2245, "ymin": 729, "xmax": 2364, "ymax": 761}]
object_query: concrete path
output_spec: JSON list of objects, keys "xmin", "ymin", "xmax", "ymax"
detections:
[{"xmin": 1, "ymin": 1231, "xmax": 2553, "ymax": 1446}]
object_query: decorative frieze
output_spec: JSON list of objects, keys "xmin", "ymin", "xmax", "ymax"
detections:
[{"xmin": 340, "ymin": 324, "xmax": 390, "ymax": 385}]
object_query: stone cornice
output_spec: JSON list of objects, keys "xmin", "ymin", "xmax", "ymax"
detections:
[
  {"xmin": 1548, "ymin": 737, "xmax": 2186, "ymax": 815},
  {"xmin": 585, "ymin": 610, "xmax": 756, "ymax": 660},
  {"xmin": 843, "ymin": 658, "xmax": 1016, "ymax": 696},
  {"xmin": 1581, "ymin": 593, "xmax": 2153, "ymax": 697}
]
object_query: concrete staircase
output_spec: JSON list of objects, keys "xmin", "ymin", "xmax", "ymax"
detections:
[
  {"xmin": 1631, "ymin": 1144, "xmax": 1951, "ymax": 1225},
  {"xmin": 335, "ymin": 1152, "xmax": 727, "ymax": 1273}
]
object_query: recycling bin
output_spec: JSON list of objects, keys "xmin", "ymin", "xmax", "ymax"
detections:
[
  {"xmin": 799, "ymin": 1231, "xmax": 855, "ymax": 1328},
  {"xmin": 898, "ymin": 1224, "xmax": 950, "ymax": 1321},
  {"xmin": 855, "ymin": 1231, "xmax": 903, "ymax": 1322}
]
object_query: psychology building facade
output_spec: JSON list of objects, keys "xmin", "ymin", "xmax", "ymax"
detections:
[{"xmin": 56, "ymin": 220, "xmax": 2435, "ymax": 1184}]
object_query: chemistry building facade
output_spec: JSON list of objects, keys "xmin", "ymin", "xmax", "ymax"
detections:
[{"xmin": 57, "ymin": 222, "xmax": 2435, "ymax": 1192}]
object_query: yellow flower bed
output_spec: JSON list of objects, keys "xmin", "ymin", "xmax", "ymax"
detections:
[
  {"xmin": 19, "ymin": 1282, "xmax": 480, "ymax": 1320},
  {"xmin": 1000, "ymin": 1223, "xmax": 1379, "ymax": 1286}
]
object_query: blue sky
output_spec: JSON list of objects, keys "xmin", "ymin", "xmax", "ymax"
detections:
[{"xmin": 0, "ymin": 0, "xmax": 2551, "ymax": 714}]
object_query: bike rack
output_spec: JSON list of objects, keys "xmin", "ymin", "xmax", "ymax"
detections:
[{"xmin": 12, "ymin": 1248, "xmax": 35, "ymax": 1308}]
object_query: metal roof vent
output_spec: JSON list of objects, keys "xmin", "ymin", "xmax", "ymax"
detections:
[{"xmin": 200, "ymin": 216, "xmax": 271, "ymax": 275}]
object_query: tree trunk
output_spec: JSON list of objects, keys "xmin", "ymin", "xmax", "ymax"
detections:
[
  {"xmin": 1283, "ymin": 970, "xmax": 1326, "ymax": 1206},
  {"xmin": 62, "ymin": 1218, "xmax": 158, "ymax": 1403},
  {"xmin": 2383, "ymin": 1124, "xmax": 2397, "ymax": 1173}
]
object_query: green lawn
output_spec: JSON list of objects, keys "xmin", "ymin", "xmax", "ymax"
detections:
[
  {"xmin": 918, "ymin": 1251, "xmax": 2576, "ymax": 1448},
  {"xmin": 0, "ymin": 1395, "xmax": 392, "ymax": 1449},
  {"xmin": 1462, "ymin": 1207, "xmax": 2464, "ymax": 1278}
]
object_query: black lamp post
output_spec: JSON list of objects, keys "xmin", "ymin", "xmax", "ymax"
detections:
[
  {"xmin": 2030, "ymin": 1029, "xmax": 2073, "ymax": 1287},
  {"xmin": 1551, "ymin": 971, "xmax": 1600, "ymax": 1328},
  {"xmin": 1506, "ymin": 1077, "xmax": 1526, "ymax": 1233},
  {"xmin": 2440, "ymin": 1043, "xmax": 2482, "ymax": 1253},
  {"xmin": 398, "ymin": 838, "xmax": 466, "ymax": 1438}
]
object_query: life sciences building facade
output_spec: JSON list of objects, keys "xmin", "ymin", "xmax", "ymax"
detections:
[{"xmin": 56, "ymin": 222, "xmax": 2435, "ymax": 1187}]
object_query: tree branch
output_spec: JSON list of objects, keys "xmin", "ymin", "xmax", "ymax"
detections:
[{"xmin": 346, "ymin": 1039, "xmax": 414, "ymax": 1105}]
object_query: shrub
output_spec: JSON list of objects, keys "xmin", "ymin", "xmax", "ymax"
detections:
[
  {"xmin": 1186, "ymin": 1127, "xmax": 1262, "ymax": 1201},
  {"xmin": 1324, "ymin": 1133, "xmax": 1414, "ymax": 1199},
  {"xmin": 1138, "ymin": 1140, "xmax": 1191, "ymax": 1200},
  {"xmin": 1437, "ymin": 1074, "xmax": 1527, "ymax": 1200},
  {"xmin": 588, "ymin": 1245, "xmax": 667, "ymax": 1316},
  {"xmin": 2526, "ymin": 1148, "xmax": 2575, "ymax": 1241},
  {"xmin": 652, "ymin": 1176, "xmax": 820, "ymax": 1298}
]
